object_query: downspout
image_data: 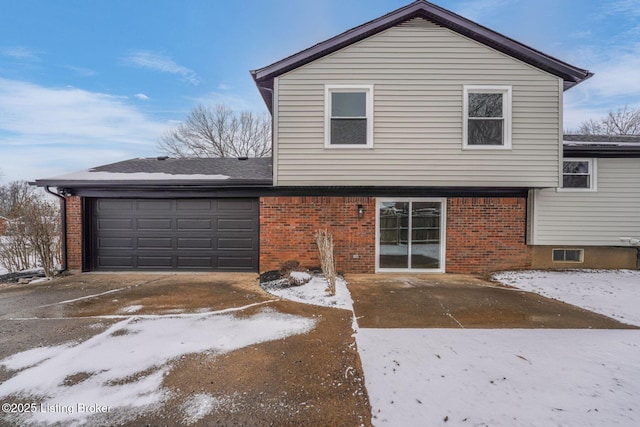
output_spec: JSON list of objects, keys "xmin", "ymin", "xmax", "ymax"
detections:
[{"xmin": 44, "ymin": 186, "xmax": 67, "ymax": 273}]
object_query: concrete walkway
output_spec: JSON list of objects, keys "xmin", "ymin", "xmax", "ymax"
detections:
[{"xmin": 346, "ymin": 273, "xmax": 637, "ymax": 329}]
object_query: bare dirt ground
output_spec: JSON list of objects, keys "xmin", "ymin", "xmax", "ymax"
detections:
[{"xmin": 0, "ymin": 273, "xmax": 371, "ymax": 426}]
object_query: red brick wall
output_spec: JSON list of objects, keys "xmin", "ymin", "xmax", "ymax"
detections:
[
  {"xmin": 66, "ymin": 196, "xmax": 83, "ymax": 271},
  {"xmin": 446, "ymin": 197, "xmax": 531, "ymax": 273},
  {"xmin": 260, "ymin": 196, "xmax": 376, "ymax": 273}
]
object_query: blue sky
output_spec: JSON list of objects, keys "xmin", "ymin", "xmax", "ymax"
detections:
[{"xmin": 1, "ymin": 0, "xmax": 639, "ymax": 184}]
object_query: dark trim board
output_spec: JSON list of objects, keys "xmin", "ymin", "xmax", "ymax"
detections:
[
  {"xmin": 70, "ymin": 186, "xmax": 532, "ymax": 199},
  {"xmin": 564, "ymin": 146, "xmax": 640, "ymax": 158}
]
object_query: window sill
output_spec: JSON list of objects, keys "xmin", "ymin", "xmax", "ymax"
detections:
[
  {"xmin": 324, "ymin": 145, "xmax": 374, "ymax": 149},
  {"xmin": 556, "ymin": 187, "xmax": 597, "ymax": 192},
  {"xmin": 462, "ymin": 145, "xmax": 512, "ymax": 150}
]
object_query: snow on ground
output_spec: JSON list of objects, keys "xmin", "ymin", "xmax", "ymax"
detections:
[
  {"xmin": 357, "ymin": 328, "xmax": 640, "ymax": 427},
  {"xmin": 354, "ymin": 270, "xmax": 640, "ymax": 426},
  {"xmin": 494, "ymin": 270, "xmax": 640, "ymax": 326},
  {"xmin": 262, "ymin": 274, "xmax": 353, "ymax": 310},
  {"xmin": 0, "ymin": 305, "xmax": 315, "ymax": 425}
]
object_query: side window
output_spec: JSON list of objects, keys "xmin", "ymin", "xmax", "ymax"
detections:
[
  {"xmin": 562, "ymin": 159, "xmax": 595, "ymax": 190},
  {"xmin": 463, "ymin": 86, "xmax": 512, "ymax": 149},
  {"xmin": 325, "ymin": 85, "xmax": 373, "ymax": 148}
]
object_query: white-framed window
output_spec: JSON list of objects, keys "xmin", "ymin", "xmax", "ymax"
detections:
[
  {"xmin": 325, "ymin": 85, "xmax": 373, "ymax": 148},
  {"xmin": 463, "ymin": 85, "xmax": 512, "ymax": 149},
  {"xmin": 375, "ymin": 198, "xmax": 446, "ymax": 273},
  {"xmin": 560, "ymin": 158, "xmax": 596, "ymax": 191}
]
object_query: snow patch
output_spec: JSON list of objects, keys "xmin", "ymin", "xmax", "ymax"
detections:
[
  {"xmin": 0, "ymin": 309, "xmax": 316, "ymax": 425},
  {"xmin": 493, "ymin": 270, "xmax": 640, "ymax": 326},
  {"xmin": 263, "ymin": 275, "xmax": 353, "ymax": 311},
  {"xmin": 181, "ymin": 393, "xmax": 216, "ymax": 425},
  {"xmin": 120, "ymin": 304, "xmax": 143, "ymax": 313},
  {"xmin": 357, "ymin": 328, "xmax": 640, "ymax": 427}
]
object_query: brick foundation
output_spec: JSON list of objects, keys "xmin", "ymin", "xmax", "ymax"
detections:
[
  {"xmin": 260, "ymin": 196, "xmax": 376, "ymax": 273},
  {"xmin": 66, "ymin": 196, "xmax": 83, "ymax": 272},
  {"xmin": 446, "ymin": 197, "xmax": 531, "ymax": 273}
]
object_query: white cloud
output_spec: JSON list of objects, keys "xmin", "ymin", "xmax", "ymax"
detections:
[
  {"xmin": 563, "ymin": 42, "xmax": 640, "ymax": 130},
  {"xmin": 122, "ymin": 50, "xmax": 200, "ymax": 85},
  {"xmin": 135, "ymin": 93, "xmax": 150, "ymax": 100},
  {"xmin": 217, "ymin": 83, "xmax": 231, "ymax": 90},
  {"xmin": 601, "ymin": 0, "xmax": 640, "ymax": 17},
  {"xmin": 0, "ymin": 77, "xmax": 170, "ymax": 183},
  {"xmin": 0, "ymin": 46, "xmax": 41, "ymax": 61},
  {"xmin": 64, "ymin": 64, "xmax": 96, "ymax": 77}
]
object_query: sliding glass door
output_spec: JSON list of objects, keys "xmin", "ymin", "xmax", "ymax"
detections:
[{"xmin": 377, "ymin": 199, "xmax": 445, "ymax": 272}]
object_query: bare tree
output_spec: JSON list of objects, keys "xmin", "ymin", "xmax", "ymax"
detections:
[
  {"xmin": 0, "ymin": 180, "xmax": 38, "ymax": 218},
  {"xmin": 576, "ymin": 106, "xmax": 640, "ymax": 136},
  {"xmin": 0, "ymin": 182, "xmax": 62, "ymax": 277},
  {"xmin": 158, "ymin": 104, "xmax": 271, "ymax": 158}
]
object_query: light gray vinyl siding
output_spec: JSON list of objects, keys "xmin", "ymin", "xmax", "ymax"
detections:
[
  {"xmin": 533, "ymin": 158, "xmax": 640, "ymax": 246},
  {"xmin": 275, "ymin": 18, "xmax": 562, "ymax": 187}
]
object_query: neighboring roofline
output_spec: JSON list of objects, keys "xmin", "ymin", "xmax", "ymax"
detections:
[
  {"xmin": 564, "ymin": 145, "xmax": 640, "ymax": 158},
  {"xmin": 563, "ymin": 134, "xmax": 640, "ymax": 157},
  {"xmin": 251, "ymin": 0, "xmax": 592, "ymax": 112}
]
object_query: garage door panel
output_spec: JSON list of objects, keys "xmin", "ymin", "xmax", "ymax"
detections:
[
  {"xmin": 98, "ymin": 256, "xmax": 134, "ymax": 267},
  {"xmin": 178, "ymin": 238, "xmax": 213, "ymax": 249},
  {"xmin": 98, "ymin": 237, "xmax": 134, "ymax": 249},
  {"xmin": 218, "ymin": 256, "xmax": 255, "ymax": 270},
  {"xmin": 217, "ymin": 199, "xmax": 257, "ymax": 212},
  {"xmin": 217, "ymin": 237, "xmax": 256, "ymax": 250},
  {"xmin": 177, "ymin": 256, "xmax": 213, "ymax": 268},
  {"xmin": 137, "ymin": 200, "xmax": 173, "ymax": 211},
  {"xmin": 137, "ymin": 237, "xmax": 173, "ymax": 249},
  {"xmin": 138, "ymin": 256, "xmax": 174, "ymax": 268},
  {"xmin": 93, "ymin": 198, "xmax": 259, "ymax": 271},
  {"xmin": 217, "ymin": 218, "xmax": 255, "ymax": 231},
  {"xmin": 98, "ymin": 200, "xmax": 134, "ymax": 211},
  {"xmin": 98, "ymin": 218, "xmax": 133, "ymax": 231},
  {"xmin": 177, "ymin": 200, "xmax": 213, "ymax": 210},
  {"xmin": 177, "ymin": 218, "xmax": 213, "ymax": 230},
  {"xmin": 137, "ymin": 218, "xmax": 173, "ymax": 230}
]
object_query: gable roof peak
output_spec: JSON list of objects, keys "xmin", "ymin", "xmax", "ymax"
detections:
[{"xmin": 251, "ymin": 0, "xmax": 592, "ymax": 112}]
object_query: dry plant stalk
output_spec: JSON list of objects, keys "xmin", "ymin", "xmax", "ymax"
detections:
[{"xmin": 315, "ymin": 229, "xmax": 336, "ymax": 296}]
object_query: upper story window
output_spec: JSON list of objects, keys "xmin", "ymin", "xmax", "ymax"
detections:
[
  {"xmin": 325, "ymin": 85, "xmax": 373, "ymax": 148},
  {"xmin": 463, "ymin": 85, "xmax": 512, "ymax": 149},
  {"xmin": 561, "ymin": 159, "xmax": 596, "ymax": 190}
]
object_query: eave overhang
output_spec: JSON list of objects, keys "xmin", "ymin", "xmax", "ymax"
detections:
[{"xmin": 564, "ymin": 145, "xmax": 640, "ymax": 158}]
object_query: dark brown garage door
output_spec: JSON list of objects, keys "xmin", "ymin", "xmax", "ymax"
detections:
[{"xmin": 92, "ymin": 198, "xmax": 259, "ymax": 271}]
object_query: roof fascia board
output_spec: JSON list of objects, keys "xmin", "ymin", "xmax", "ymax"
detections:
[
  {"xmin": 564, "ymin": 147, "xmax": 640, "ymax": 158},
  {"xmin": 33, "ymin": 179, "xmax": 273, "ymax": 189}
]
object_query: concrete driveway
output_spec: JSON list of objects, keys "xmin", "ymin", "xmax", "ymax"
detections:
[
  {"xmin": 0, "ymin": 273, "xmax": 371, "ymax": 426},
  {"xmin": 346, "ymin": 273, "xmax": 636, "ymax": 329}
]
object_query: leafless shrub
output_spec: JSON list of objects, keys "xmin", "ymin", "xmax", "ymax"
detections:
[
  {"xmin": 0, "ymin": 219, "xmax": 33, "ymax": 272},
  {"xmin": 315, "ymin": 229, "xmax": 336, "ymax": 296},
  {"xmin": 0, "ymin": 182, "xmax": 61, "ymax": 278}
]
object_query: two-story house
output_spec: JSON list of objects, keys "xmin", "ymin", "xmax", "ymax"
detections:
[{"xmin": 34, "ymin": 1, "xmax": 639, "ymax": 274}]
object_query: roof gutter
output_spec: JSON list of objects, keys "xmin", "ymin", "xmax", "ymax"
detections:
[{"xmin": 44, "ymin": 186, "xmax": 67, "ymax": 273}]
